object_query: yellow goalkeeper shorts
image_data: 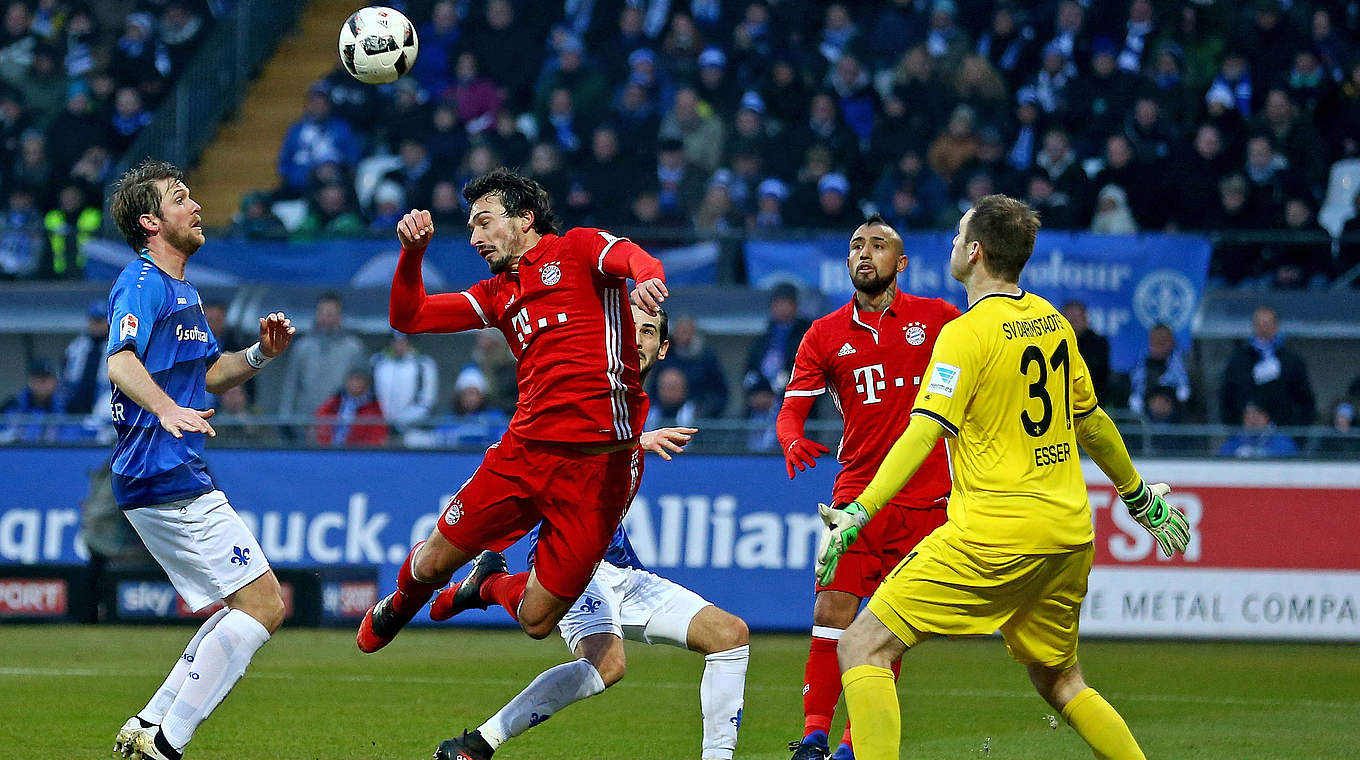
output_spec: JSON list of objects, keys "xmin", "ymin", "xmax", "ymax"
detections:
[{"xmin": 866, "ymin": 524, "xmax": 1094, "ymax": 668}]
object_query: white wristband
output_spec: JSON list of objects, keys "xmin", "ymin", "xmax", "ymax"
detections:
[{"xmin": 245, "ymin": 342, "xmax": 272, "ymax": 369}]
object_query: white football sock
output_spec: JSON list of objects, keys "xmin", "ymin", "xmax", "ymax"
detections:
[
  {"xmin": 479, "ymin": 658, "xmax": 606, "ymax": 749},
  {"xmin": 700, "ymin": 645, "xmax": 749, "ymax": 760},
  {"xmin": 139, "ymin": 607, "xmax": 231, "ymax": 725},
  {"xmin": 160, "ymin": 609, "xmax": 271, "ymax": 751}
]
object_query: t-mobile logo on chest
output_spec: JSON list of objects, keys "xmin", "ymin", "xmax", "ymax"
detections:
[
  {"xmin": 852, "ymin": 363, "xmax": 887, "ymax": 404},
  {"xmin": 509, "ymin": 306, "xmax": 569, "ymax": 349}
]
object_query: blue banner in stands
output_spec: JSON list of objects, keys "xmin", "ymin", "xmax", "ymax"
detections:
[
  {"xmin": 745, "ymin": 232, "xmax": 1212, "ymax": 373},
  {"xmin": 83, "ymin": 238, "xmax": 718, "ymax": 289},
  {"xmin": 0, "ymin": 448, "xmax": 831, "ymax": 631}
]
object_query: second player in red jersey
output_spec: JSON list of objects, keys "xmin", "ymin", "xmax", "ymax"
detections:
[
  {"xmin": 358, "ymin": 168, "xmax": 668, "ymax": 656},
  {"xmin": 777, "ymin": 215, "xmax": 959, "ymax": 760}
]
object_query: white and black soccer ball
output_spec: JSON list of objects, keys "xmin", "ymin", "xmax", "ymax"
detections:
[{"xmin": 338, "ymin": 6, "xmax": 419, "ymax": 85}]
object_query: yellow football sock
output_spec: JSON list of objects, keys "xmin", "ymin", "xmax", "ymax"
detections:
[
  {"xmin": 841, "ymin": 664, "xmax": 899, "ymax": 760},
  {"xmin": 1061, "ymin": 688, "xmax": 1146, "ymax": 760}
]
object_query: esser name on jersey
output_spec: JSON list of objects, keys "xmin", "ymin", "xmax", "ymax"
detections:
[
  {"xmin": 1033, "ymin": 442, "xmax": 1072, "ymax": 467},
  {"xmin": 1001, "ymin": 313, "xmax": 1063, "ymax": 340}
]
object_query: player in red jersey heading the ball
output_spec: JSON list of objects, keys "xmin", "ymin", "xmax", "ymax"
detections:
[
  {"xmin": 778, "ymin": 215, "xmax": 960, "ymax": 760},
  {"xmin": 357, "ymin": 168, "xmax": 667, "ymax": 652}
]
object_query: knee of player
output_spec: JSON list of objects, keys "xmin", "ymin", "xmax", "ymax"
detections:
[
  {"xmin": 591, "ymin": 650, "xmax": 627, "ymax": 687},
  {"xmin": 521, "ymin": 619, "xmax": 557, "ymax": 640},
  {"xmin": 257, "ymin": 592, "xmax": 287, "ymax": 634},
  {"xmin": 715, "ymin": 614, "xmax": 749, "ymax": 650}
]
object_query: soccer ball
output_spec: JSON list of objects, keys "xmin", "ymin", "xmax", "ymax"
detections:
[{"xmin": 338, "ymin": 6, "xmax": 419, "ymax": 85}]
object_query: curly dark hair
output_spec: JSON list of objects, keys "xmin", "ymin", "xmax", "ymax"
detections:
[
  {"xmin": 110, "ymin": 158, "xmax": 185, "ymax": 251},
  {"xmin": 462, "ymin": 167, "xmax": 562, "ymax": 235}
]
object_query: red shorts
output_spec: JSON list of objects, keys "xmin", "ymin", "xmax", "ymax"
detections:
[
  {"xmin": 817, "ymin": 503, "xmax": 948, "ymax": 598},
  {"xmin": 437, "ymin": 431, "xmax": 643, "ymax": 601}
]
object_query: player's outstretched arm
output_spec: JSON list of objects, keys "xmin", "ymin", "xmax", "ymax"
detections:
[
  {"xmin": 108, "ymin": 350, "xmax": 216, "ymax": 439},
  {"xmin": 390, "ymin": 209, "xmax": 491, "ymax": 334},
  {"xmin": 205, "ymin": 312, "xmax": 295, "ymax": 394},
  {"xmin": 1074, "ymin": 407, "xmax": 1191, "ymax": 557},
  {"xmin": 640, "ymin": 426, "xmax": 698, "ymax": 460}
]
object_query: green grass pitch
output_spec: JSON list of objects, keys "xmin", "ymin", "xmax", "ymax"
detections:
[{"xmin": 3, "ymin": 625, "xmax": 1356, "ymax": 759}]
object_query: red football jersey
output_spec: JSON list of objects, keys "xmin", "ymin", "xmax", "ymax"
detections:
[
  {"xmin": 781, "ymin": 290, "xmax": 961, "ymax": 508},
  {"xmin": 391, "ymin": 227, "xmax": 660, "ymax": 444}
]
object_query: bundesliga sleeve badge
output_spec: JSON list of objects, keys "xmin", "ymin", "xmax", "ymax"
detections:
[{"xmin": 119, "ymin": 313, "xmax": 139, "ymax": 341}]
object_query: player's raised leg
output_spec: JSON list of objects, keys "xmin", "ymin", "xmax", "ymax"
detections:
[
  {"xmin": 358, "ymin": 530, "xmax": 474, "ymax": 652},
  {"xmin": 837, "ymin": 609, "xmax": 913, "ymax": 760},
  {"xmin": 1029, "ymin": 662, "xmax": 1146, "ymax": 759}
]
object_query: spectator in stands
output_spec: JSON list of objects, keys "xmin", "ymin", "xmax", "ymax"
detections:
[
  {"xmin": 371, "ymin": 331, "xmax": 438, "ymax": 431},
  {"xmin": 1, "ymin": 359, "xmax": 73, "ymax": 443},
  {"xmin": 232, "ymin": 191, "xmax": 288, "ymax": 241},
  {"xmin": 413, "ymin": 0, "xmax": 461, "ymax": 94},
  {"xmin": 1173, "ymin": 124, "xmax": 1230, "ymax": 228},
  {"xmin": 51, "ymin": 80, "xmax": 108, "ymax": 172},
  {"xmin": 313, "ymin": 369, "xmax": 388, "ymax": 448},
  {"xmin": 447, "ymin": 51, "xmax": 501, "ymax": 134},
  {"xmin": 1206, "ymin": 174, "xmax": 1260, "ymax": 285},
  {"xmin": 42, "ymin": 183, "xmax": 98, "ymax": 279},
  {"xmin": 742, "ymin": 371, "xmax": 779, "ymax": 452},
  {"xmin": 1090, "ymin": 185, "xmax": 1138, "ymax": 234},
  {"xmin": 746, "ymin": 283, "xmax": 811, "ymax": 393},
  {"xmin": 664, "ymin": 315, "xmax": 729, "ymax": 417},
  {"xmin": 655, "ymin": 137, "xmax": 705, "ymax": 226},
  {"xmin": 110, "ymin": 86, "xmax": 152, "ymax": 153},
  {"xmin": 1338, "ymin": 193, "xmax": 1360, "ymax": 285},
  {"xmin": 647, "ymin": 366, "xmax": 698, "ymax": 429},
  {"xmin": 17, "ymin": 43, "xmax": 63, "ymax": 121},
  {"xmin": 1218, "ymin": 401, "xmax": 1297, "ymax": 459},
  {"xmin": 538, "ymin": 87, "xmax": 588, "ymax": 160},
  {"xmin": 659, "ymin": 86, "xmax": 725, "ymax": 172},
  {"xmin": 1061, "ymin": 300, "xmax": 1111, "ymax": 403},
  {"xmin": 927, "ymin": 105, "xmax": 980, "ymax": 187},
  {"xmin": 279, "ymin": 291, "xmax": 366, "ymax": 425},
  {"xmin": 469, "ymin": 0, "xmax": 542, "ymax": 110},
  {"xmin": 382, "ymin": 138, "xmax": 436, "ymax": 211},
  {"xmin": 369, "ymin": 181, "xmax": 405, "ymax": 233},
  {"xmin": 110, "ymin": 12, "xmax": 170, "ymax": 95},
  {"xmin": 427, "ymin": 180, "xmax": 462, "ymax": 228},
  {"xmin": 1242, "ymin": 134, "xmax": 1289, "ymax": 224},
  {"xmin": 158, "ymin": 2, "xmax": 207, "ymax": 72},
  {"xmin": 0, "ymin": 186, "xmax": 43, "ymax": 278},
  {"xmin": 696, "ymin": 46, "xmax": 740, "ymax": 118},
  {"xmin": 292, "ymin": 182, "xmax": 365, "ymax": 240},
  {"xmin": 1319, "ymin": 395, "xmax": 1360, "ymax": 456},
  {"xmin": 472, "ymin": 328, "xmax": 517, "ymax": 412},
  {"xmin": 62, "ymin": 300, "xmax": 109, "ymax": 416},
  {"xmin": 805, "ymin": 172, "xmax": 859, "ymax": 229},
  {"xmin": 1068, "ymin": 38, "xmax": 1138, "ymax": 153},
  {"xmin": 214, "ymin": 385, "xmax": 277, "ymax": 447},
  {"xmin": 1221, "ymin": 305, "xmax": 1316, "ymax": 427},
  {"xmin": 1033, "ymin": 127, "xmax": 1089, "ymax": 225},
  {"xmin": 1264, "ymin": 198, "xmax": 1331, "ymax": 288},
  {"xmin": 751, "ymin": 178, "xmax": 788, "ymax": 230},
  {"xmin": 424, "ymin": 104, "xmax": 469, "ymax": 170},
  {"xmin": 427, "ymin": 366, "xmax": 509, "ymax": 449},
  {"xmin": 693, "ymin": 173, "xmax": 739, "ymax": 232},
  {"xmin": 0, "ymin": 2, "xmax": 36, "ymax": 86},
  {"xmin": 827, "ymin": 53, "xmax": 878, "ymax": 145},
  {"xmin": 1252, "ymin": 88, "xmax": 1324, "ymax": 189},
  {"xmin": 790, "ymin": 91, "xmax": 858, "ymax": 176},
  {"xmin": 1129, "ymin": 324, "xmax": 1191, "ymax": 419},
  {"xmin": 277, "ymin": 82, "xmax": 361, "ymax": 197}
]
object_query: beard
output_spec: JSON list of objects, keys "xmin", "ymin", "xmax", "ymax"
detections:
[
  {"xmin": 487, "ymin": 250, "xmax": 513, "ymax": 274},
  {"xmin": 851, "ymin": 268, "xmax": 896, "ymax": 295},
  {"xmin": 164, "ymin": 224, "xmax": 204, "ymax": 255}
]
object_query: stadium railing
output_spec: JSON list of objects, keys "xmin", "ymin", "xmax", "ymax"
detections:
[
  {"xmin": 104, "ymin": 3, "xmax": 304, "ymax": 214},
  {"xmin": 3, "ymin": 414, "xmax": 1355, "ymax": 459}
]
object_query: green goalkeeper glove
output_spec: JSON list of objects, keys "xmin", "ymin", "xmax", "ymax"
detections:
[
  {"xmin": 1122, "ymin": 482, "xmax": 1191, "ymax": 557},
  {"xmin": 815, "ymin": 502, "xmax": 870, "ymax": 586}
]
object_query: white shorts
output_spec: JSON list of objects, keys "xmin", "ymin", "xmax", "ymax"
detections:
[
  {"xmin": 556, "ymin": 562, "xmax": 712, "ymax": 653},
  {"xmin": 124, "ymin": 489, "xmax": 270, "ymax": 612}
]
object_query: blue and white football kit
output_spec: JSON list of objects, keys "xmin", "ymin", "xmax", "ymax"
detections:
[
  {"xmin": 107, "ymin": 253, "xmax": 268, "ymax": 611},
  {"xmin": 528, "ymin": 525, "xmax": 713, "ymax": 654}
]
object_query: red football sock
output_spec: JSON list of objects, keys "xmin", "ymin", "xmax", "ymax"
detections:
[
  {"xmin": 479, "ymin": 571, "xmax": 528, "ymax": 621},
  {"xmin": 840, "ymin": 658, "xmax": 901, "ymax": 748},
  {"xmin": 802, "ymin": 631, "xmax": 843, "ymax": 737},
  {"xmin": 392, "ymin": 541, "xmax": 439, "ymax": 616}
]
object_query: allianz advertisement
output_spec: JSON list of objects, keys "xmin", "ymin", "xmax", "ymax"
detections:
[{"xmin": 2, "ymin": 450, "xmax": 1357, "ymax": 639}]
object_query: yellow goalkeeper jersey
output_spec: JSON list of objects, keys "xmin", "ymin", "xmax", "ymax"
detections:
[{"xmin": 912, "ymin": 290, "xmax": 1098, "ymax": 552}]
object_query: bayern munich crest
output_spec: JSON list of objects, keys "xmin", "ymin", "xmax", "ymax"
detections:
[
  {"xmin": 540, "ymin": 263, "xmax": 562, "ymax": 286},
  {"xmin": 444, "ymin": 499, "xmax": 463, "ymax": 525},
  {"xmin": 903, "ymin": 322, "xmax": 928, "ymax": 346}
]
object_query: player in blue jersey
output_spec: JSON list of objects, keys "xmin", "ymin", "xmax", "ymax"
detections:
[
  {"xmin": 429, "ymin": 305, "xmax": 750, "ymax": 760},
  {"xmin": 104, "ymin": 159, "xmax": 296, "ymax": 760}
]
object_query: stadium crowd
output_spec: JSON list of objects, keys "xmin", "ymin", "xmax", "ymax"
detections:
[
  {"xmin": 255, "ymin": 0, "xmax": 1360, "ymax": 288},
  {"xmin": 0, "ymin": 0, "xmax": 220, "ymax": 279}
]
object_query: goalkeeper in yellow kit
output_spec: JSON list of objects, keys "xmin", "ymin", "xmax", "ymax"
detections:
[{"xmin": 819, "ymin": 194, "xmax": 1190, "ymax": 760}]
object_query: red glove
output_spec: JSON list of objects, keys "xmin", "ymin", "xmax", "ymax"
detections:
[{"xmin": 783, "ymin": 437, "xmax": 829, "ymax": 479}]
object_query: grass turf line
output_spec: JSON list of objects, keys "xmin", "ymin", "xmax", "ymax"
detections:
[{"xmin": 3, "ymin": 626, "xmax": 1356, "ymax": 759}]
